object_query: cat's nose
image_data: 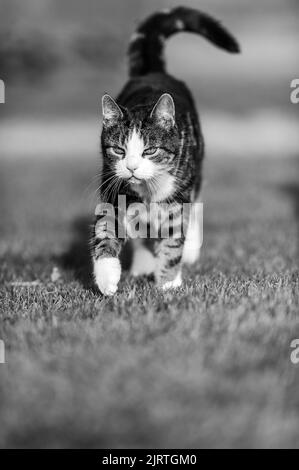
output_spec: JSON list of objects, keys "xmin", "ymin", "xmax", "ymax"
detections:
[{"xmin": 126, "ymin": 158, "xmax": 139, "ymax": 172}]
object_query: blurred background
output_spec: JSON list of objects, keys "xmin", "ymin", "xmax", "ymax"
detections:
[
  {"xmin": 0, "ymin": 0, "xmax": 298, "ymax": 159},
  {"xmin": 1, "ymin": 1, "xmax": 299, "ymax": 449}
]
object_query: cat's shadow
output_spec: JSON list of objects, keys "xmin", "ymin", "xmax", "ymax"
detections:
[
  {"xmin": 57, "ymin": 216, "xmax": 133, "ymax": 290},
  {"xmin": 56, "ymin": 217, "xmax": 93, "ymax": 289}
]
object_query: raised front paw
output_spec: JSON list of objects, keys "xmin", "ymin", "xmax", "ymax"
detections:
[{"xmin": 93, "ymin": 257, "xmax": 121, "ymax": 296}]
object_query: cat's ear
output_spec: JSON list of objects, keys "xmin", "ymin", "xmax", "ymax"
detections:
[
  {"xmin": 102, "ymin": 94, "xmax": 123, "ymax": 126},
  {"xmin": 150, "ymin": 93, "xmax": 175, "ymax": 128}
]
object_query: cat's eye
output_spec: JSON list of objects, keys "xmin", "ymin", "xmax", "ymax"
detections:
[
  {"xmin": 143, "ymin": 147, "xmax": 159, "ymax": 157},
  {"xmin": 109, "ymin": 146, "xmax": 125, "ymax": 156}
]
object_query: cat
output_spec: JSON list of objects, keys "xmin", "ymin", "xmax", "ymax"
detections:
[{"xmin": 92, "ymin": 6, "xmax": 240, "ymax": 295}]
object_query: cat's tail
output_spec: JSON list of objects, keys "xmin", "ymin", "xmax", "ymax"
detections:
[{"xmin": 128, "ymin": 7, "xmax": 240, "ymax": 77}]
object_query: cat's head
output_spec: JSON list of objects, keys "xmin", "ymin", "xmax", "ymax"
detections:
[{"xmin": 101, "ymin": 93, "xmax": 180, "ymax": 200}]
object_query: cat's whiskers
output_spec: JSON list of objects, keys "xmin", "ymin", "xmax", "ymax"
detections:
[
  {"xmin": 100, "ymin": 175, "xmax": 121, "ymax": 202},
  {"xmin": 95, "ymin": 173, "xmax": 116, "ymax": 195},
  {"xmin": 110, "ymin": 178, "xmax": 123, "ymax": 204},
  {"xmin": 83, "ymin": 170, "xmax": 117, "ymax": 211},
  {"xmin": 96, "ymin": 172, "xmax": 120, "ymax": 195},
  {"xmin": 83, "ymin": 168, "xmax": 110, "ymax": 195},
  {"xmin": 145, "ymin": 175, "xmax": 158, "ymax": 197}
]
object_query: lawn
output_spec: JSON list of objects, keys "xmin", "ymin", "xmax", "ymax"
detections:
[{"xmin": 1, "ymin": 154, "xmax": 299, "ymax": 448}]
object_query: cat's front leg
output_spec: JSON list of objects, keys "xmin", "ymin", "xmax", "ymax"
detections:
[
  {"xmin": 92, "ymin": 215, "xmax": 124, "ymax": 296},
  {"xmin": 154, "ymin": 201, "xmax": 189, "ymax": 290},
  {"xmin": 155, "ymin": 237, "xmax": 184, "ymax": 290}
]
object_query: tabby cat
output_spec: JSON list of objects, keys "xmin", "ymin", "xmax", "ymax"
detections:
[{"xmin": 92, "ymin": 7, "xmax": 240, "ymax": 295}]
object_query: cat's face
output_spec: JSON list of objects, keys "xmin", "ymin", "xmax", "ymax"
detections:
[{"xmin": 101, "ymin": 93, "xmax": 180, "ymax": 201}]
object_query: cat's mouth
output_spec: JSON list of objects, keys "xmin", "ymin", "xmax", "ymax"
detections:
[{"xmin": 128, "ymin": 176, "xmax": 142, "ymax": 185}]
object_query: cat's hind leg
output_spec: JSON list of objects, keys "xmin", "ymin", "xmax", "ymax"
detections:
[
  {"xmin": 182, "ymin": 201, "xmax": 203, "ymax": 265},
  {"xmin": 130, "ymin": 239, "xmax": 156, "ymax": 277}
]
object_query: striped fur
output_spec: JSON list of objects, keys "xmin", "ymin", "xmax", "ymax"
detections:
[{"xmin": 128, "ymin": 7, "xmax": 240, "ymax": 76}]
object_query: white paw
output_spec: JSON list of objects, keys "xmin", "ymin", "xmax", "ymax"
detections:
[
  {"xmin": 93, "ymin": 257, "xmax": 121, "ymax": 296},
  {"xmin": 161, "ymin": 271, "xmax": 182, "ymax": 291}
]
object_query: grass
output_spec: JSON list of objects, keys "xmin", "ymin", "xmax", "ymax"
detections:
[{"xmin": 1, "ymin": 154, "xmax": 299, "ymax": 448}]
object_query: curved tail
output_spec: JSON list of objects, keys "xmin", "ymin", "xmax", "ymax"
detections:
[{"xmin": 128, "ymin": 7, "xmax": 240, "ymax": 77}]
